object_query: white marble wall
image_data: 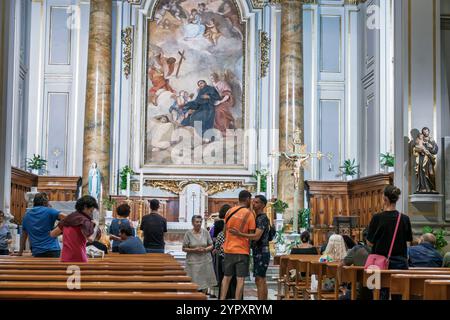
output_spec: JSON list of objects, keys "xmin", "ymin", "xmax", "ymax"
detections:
[
  {"xmin": 26, "ymin": 0, "xmax": 89, "ymax": 176},
  {"xmin": 304, "ymin": 0, "xmax": 364, "ymax": 181},
  {"xmin": 393, "ymin": 0, "xmax": 446, "ymax": 224},
  {"xmin": 0, "ymin": 0, "xmax": 15, "ymax": 213}
]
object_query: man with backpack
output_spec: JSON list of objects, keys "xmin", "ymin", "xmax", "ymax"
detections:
[
  {"xmin": 228, "ymin": 194, "xmax": 274, "ymax": 300},
  {"xmin": 220, "ymin": 190, "xmax": 256, "ymax": 300}
]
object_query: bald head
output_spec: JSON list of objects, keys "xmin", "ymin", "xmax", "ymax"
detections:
[{"xmin": 421, "ymin": 233, "xmax": 436, "ymax": 246}]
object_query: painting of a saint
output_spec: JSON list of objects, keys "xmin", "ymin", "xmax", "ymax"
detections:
[{"xmin": 144, "ymin": 0, "xmax": 245, "ymax": 167}]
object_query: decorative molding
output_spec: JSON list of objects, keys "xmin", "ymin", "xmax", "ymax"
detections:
[
  {"xmin": 126, "ymin": 0, "xmax": 142, "ymax": 4},
  {"xmin": 251, "ymin": 0, "xmax": 266, "ymax": 8},
  {"xmin": 268, "ymin": 0, "xmax": 317, "ymax": 4},
  {"xmin": 260, "ymin": 31, "xmax": 270, "ymax": 78},
  {"xmin": 143, "ymin": 179, "xmax": 244, "ymax": 195},
  {"xmin": 121, "ymin": 26, "xmax": 133, "ymax": 79}
]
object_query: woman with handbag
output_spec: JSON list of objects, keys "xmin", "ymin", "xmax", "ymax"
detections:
[{"xmin": 366, "ymin": 185, "xmax": 413, "ymax": 299}]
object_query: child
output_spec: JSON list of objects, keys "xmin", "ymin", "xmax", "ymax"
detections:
[
  {"xmin": 0, "ymin": 211, "xmax": 12, "ymax": 255},
  {"xmin": 169, "ymin": 90, "xmax": 190, "ymax": 122}
]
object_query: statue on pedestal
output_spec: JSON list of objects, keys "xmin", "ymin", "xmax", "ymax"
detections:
[
  {"xmin": 88, "ymin": 162, "xmax": 102, "ymax": 200},
  {"xmin": 413, "ymin": 127, "xmax": 439, "ymax": 194}
]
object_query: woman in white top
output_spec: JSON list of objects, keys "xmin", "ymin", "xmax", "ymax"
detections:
[{"xmin": 183, "ymin": 215, "xmax": 217, "ymax": 292}]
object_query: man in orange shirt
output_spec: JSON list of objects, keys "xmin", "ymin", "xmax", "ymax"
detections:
[{"xmin": 220, "ymin": 190, "xmax": 256, "ymax": 300}]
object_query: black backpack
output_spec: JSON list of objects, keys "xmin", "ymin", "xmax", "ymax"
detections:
[{"xmin": 268, "ymin": 224, "xmax": 276, "ymax": 242}]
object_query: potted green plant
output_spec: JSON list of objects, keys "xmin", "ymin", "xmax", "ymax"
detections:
[
  {"xmin": 339, "ymin": 159, "xmax": 359, "ymax": 181},
  {"xmin": 423, "ymin": 226, "xmax": 448, "ymax": 254},
  {"xmin": 119, "ymin": 165, "xmax": 135, "ymax": 195},
  {"xmin": 102, "ymin": 198, "xmax": 116, "ymax": 219},
  {"xmin": 380, "ymin": 152, "xmax": 395, "ymax": 173},
  {"xmin": 26, "ymin": 154, "xmax": 47, "ymax": 175},
  {"xmin": 275, "ymin": 229, "xmax": 287, "ymax": 255},
  {"xmin": 273, "ymin": 199, "xmax": 289, "ymax": 214},
  {"xmin": 298, "ymin": 208, "xmax": 310, "ymax": 232}
]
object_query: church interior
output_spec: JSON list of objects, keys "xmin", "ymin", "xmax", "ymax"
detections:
[{"xmin": 1, "ymin": 0, "xmax": 450, "ymax": 302}]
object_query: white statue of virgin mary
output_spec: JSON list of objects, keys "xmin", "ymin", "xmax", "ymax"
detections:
[{"xmin": 88, "ymin": 162, "xmax": 101, "ymax": 200}]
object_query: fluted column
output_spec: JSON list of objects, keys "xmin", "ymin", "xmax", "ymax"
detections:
[
  {"xmin": 82, "ymin": 0, "xmax": 112, "ymax": 198},
  {"xmin": 277, "ymin": 0, "xmax": 304, "ymax": 221}
]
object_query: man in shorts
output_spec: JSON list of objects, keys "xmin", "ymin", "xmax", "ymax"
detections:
[
  {"xmin": 229, "ymin": 195, "xmax": 270, "ymax": 300},
  {"xmin": 220, "ymin": 190, "xmax": 255, "ymax": 300}
]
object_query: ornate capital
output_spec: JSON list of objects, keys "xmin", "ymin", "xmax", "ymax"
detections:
[
  {"xmin": 251, "ymin": 0, "xmax": 266, "ymax": 9},
  {"xmin": 268, "ymin": 0, "xmax": 317, "ymax": 4},
  {"xmin": 143, "ymin": 179, "xmax": 244, "ymax": 195},
  {"xmin": 121, "ymin": 26, "xmax": 133, "ymax": 79},
  {"xmin": 260, "ymin": 31, "xmax": 270, "ymax": 78}
]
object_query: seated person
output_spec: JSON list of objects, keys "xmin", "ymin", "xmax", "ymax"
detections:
[
  {"xmin": 87, "ymin": 239, "xmax": 108, "ymax": 254},
  {"xmin": 342, "ymin": 235, "xmax": 356, "ymax": 250},
  {"xmin": 320, "ymin": 231, "xmax": 335, "ymax": 254},
  {"xmin": 118, "ymin": 226, "xmax": 146, "ymax": 254},
  {"xmin": 343, "ymin": 229, "xmax": 370, "ymax": 267},
  {"xmin": 291, "ymin": 231, "xmax": 318, "ymax": 255},
  {"xmin": 341, "ymin": 229, "xmax": 372, "ymax": 300},
  {"xmin": 109, "ymin": 204, "xmax": 135, "ymax": 252},
  {"xmin": 408, "ymin": 233, "xmax": 443, "ymax": 267}
]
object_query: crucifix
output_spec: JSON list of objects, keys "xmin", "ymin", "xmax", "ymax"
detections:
[{"xmin": 272, "ymin": 128, "xmax": 333, "ymax": 237}]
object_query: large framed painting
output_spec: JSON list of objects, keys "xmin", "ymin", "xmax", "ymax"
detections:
[{"xmin": 143, "ymin": 0, "xmax": 247, "ymax": 168}]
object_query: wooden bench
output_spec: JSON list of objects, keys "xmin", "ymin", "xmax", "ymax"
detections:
[
  {"xmin": 0, "ymin": 281, "xmax": 198, "ymax": 292},
  {"xmin": 0, "ymin": 269, "xmax": 187, "ymax": 276},
  {"xmin": 0, "ymin": 274, "xmax": 191, "ymax": 282},
  {"xmin": 0, "ymin": 255, "xmax": 205, "ymax": 300},
  {"xmin": 0, "ymin": 291, "xmax": 206, "ymax": 300},
  {"xmin": 423, "ymin": 280, "xmax": 450, "ymax": 300},
  {"xmin": 390, "ymin": 274, "xmax": 450, "ymax": 299},
  {"xmin": 0, "ymin": 264, "xmax": 184, "ymax": 271},
  {"xmin": 361, "ymin": 269, "xmax": 450, "ymax": 300}
]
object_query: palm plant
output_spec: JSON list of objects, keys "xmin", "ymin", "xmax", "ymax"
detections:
[
  {"xmin": 273, "ymin": 199, "xmax": 289, "ymax": 213},
  {"xmin": 119, "ymin": 165, "xmax": 135, "ymax": 190},
  {"xmin": 26, "ymin": 154, "xmax": 47, "ymax": 174},
  {"xmin": 339, "ymin": 159, "xmax": 359, "ymax": 177},
  {"xmin": 380, "ymin": 152, "xmax": 395, "ymax": 167}
]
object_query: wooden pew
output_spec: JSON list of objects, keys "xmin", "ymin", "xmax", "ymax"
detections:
[
  {"xmin": 361, "ymin": 269, "xmax": 450, "ymax": 300},
  {"xmin": 423, "ymin": 280, "xmax": 450, "ymax": 300},
  {"xmin": 0, "ymin": 281, "xmax": 198, "ymax": 292},
  {"xmin": 0, "ymin": 291, "xmax": 206, "ymax": 300},
  {"xmin": 0, "ymin": 274, "xmax": 191, "ymax": 282},
  {"xmin": 0, "ymin": 264, "xmax": 184, "ymax": 271},
  {"xmin": 0, "ymin": 269, "xmax": 186, "ymax": 276},
  {"xmin": 390, "ymin": 274, "xmax": 450, "ymax": 299},
  {"xmin": 0, "ymin": 255, "xmax": 206, "ymax": 300}
]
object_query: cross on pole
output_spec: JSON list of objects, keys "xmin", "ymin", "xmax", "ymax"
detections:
[{"xmin": 271, "ymin": 128, "xmax": 333, "ymax": 236}]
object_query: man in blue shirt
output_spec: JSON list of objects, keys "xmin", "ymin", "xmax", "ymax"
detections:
[
  {"xmin": 408, "ymin": 233, "xmax": 443, "ymax": 267},
  {"xmin": 118, "ymin": 226, "xmax": 146, "ymax": 254},
  {"xmin": 16, "ymin": 193, "xmax": 66, "ymax": 257}
]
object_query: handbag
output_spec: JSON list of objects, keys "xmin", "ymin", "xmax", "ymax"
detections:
[{"xmin": 364, "ymin": 212, "xmax": 402, "ymax": 270}]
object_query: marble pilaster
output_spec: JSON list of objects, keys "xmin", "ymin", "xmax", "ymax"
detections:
[
  {"xmin": 277, "ymin": 0, "xmax": 304, "ymax": 220},
  {"xmin": 0, "ymin": 0, "xmax": 13, "ymax": 213},
  {"xmin": 82, "ymin": 0, "xmax": 113, "ymax": 199}
]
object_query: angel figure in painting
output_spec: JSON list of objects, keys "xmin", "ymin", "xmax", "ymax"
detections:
[
  {"xmin": 204, "ymin": 19, "xmax": 222, "ymax": 45},
  {"xmin": 210, "ymin": 72, "xmax": 234, "ymax": 136},
  {"xmin": 183, "ymin": 9, "xmax": 206, "ymax": 40},
  {"xmin": 413, "ymin": 127, "xmax": 438, "ymax": 193}
]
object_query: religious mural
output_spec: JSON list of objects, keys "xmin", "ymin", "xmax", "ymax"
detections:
[{"xmin": 144, "ymin": 0, "xmax": 246, "ymax": 167}]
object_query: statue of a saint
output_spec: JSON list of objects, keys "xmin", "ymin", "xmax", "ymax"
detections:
[
  {"xmin": 413, "ymin": 127, "xmax": 438, "ymax": 193},
  {"xmin": 88, "ymin": 162, "xmax": 101, "ymax": 200}
]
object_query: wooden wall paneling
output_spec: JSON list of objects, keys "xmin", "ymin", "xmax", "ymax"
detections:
[{"xmin": 10, "ymin": 167, "xmax": 38, "ymax": 224}]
